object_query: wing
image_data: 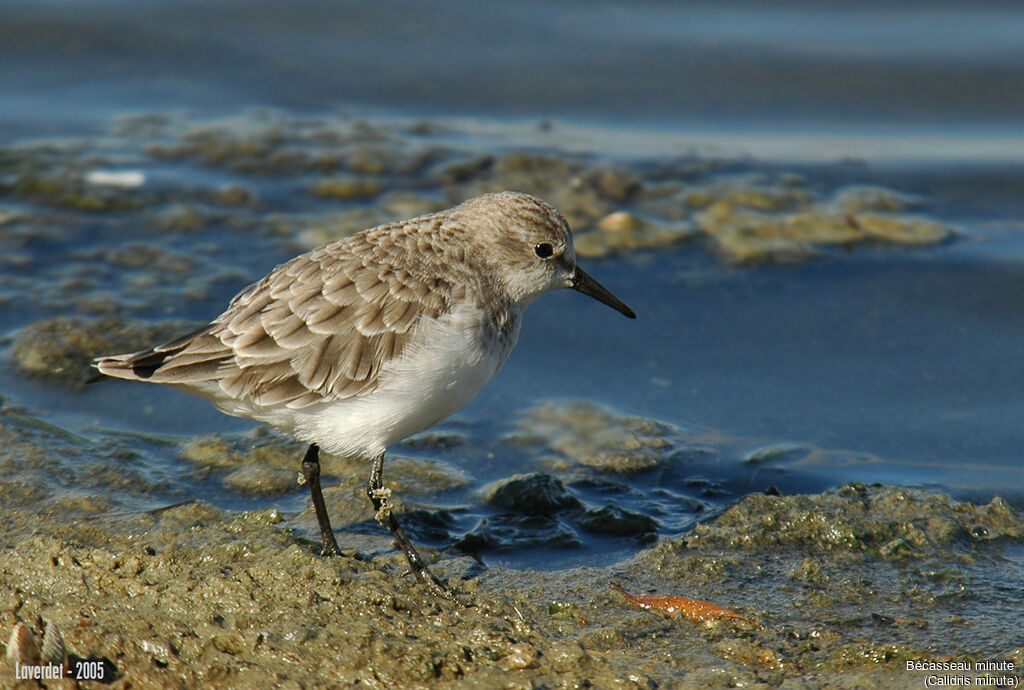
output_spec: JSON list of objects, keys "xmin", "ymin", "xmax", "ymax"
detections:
[{"xmin": 93, "ymin": 232, "xmax": 451, "ymax": 409}]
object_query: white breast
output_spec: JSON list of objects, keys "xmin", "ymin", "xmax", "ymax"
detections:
[{"xmin": 289, "ymin": 302, "xmax": 521, "ymax": 458}]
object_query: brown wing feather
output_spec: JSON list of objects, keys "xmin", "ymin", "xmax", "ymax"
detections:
[{"xmin": 93, "ymin": 230, "xmax": 452, "ymax": 408}]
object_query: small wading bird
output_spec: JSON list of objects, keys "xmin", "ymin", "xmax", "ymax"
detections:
[{"xmin": 92, "ymin": 191, "xmax": 636, "ymax": 591}]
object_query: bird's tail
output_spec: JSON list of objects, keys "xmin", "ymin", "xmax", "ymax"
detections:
[{"xmin": 91, "ymin": 325, "xmax": 215, "ymax": 382}]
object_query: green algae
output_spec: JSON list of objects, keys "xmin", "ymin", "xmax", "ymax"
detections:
[
  {"xmin": 511, "ymin": 400, "xmax": 678, "ymax": 475},
  {"xmin": 10, "ymin": 316, "xmax": 203, "ymax": 385},
  {"xmin": 4, "ymin": 173, "xmax": 146, "ymax": 212},
  {"xmin": 308, "ymin": 176, "xmax": 383, "ymax": 200},
  {"xmin": 689, "ymin": 182, "xmax": 955, "ymax": 265},
  {"xmin": 0, "ymin": 111, "xmax": 960, "ymax": 292}
]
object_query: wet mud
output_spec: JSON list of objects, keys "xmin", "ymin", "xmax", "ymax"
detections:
[{"xmin": 1, "ymin": 402, "xmax": 1022, "ymax": 688}]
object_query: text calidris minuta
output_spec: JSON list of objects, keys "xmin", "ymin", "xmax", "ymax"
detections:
[{"xmin": 93, "ymin": 191, "xmax": 636, "ymax": 590}]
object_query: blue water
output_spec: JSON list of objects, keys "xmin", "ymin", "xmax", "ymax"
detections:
[{"xmin": 3, "ymin": 1, "xmax": 1024, "ymax": 137}]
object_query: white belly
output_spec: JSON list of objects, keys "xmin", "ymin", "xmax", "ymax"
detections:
[{"xmin": 289, "ymin": 303, "xmax": 520, "ymax": 457}]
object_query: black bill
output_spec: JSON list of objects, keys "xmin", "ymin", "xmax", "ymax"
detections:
[{"xmin": 570, "ymin": 266, "xmax": 637, "ymax": 319}]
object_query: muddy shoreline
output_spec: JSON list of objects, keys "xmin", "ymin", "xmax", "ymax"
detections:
[{"xmin": 1, "ymin": 476, "xmax": 1021, "ymax": 688}]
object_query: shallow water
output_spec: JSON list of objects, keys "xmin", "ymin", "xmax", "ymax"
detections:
[
  {"xmin": 4, "ymin": 0, "xmax": 1024, "ymax": 137},
  {"xmin": 2, "ymin": 2, "xmax": 1024, "ymax": 574}
]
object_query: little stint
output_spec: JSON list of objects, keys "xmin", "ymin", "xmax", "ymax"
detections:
[{"xmin": 93, "ymin": 191, "xmax": 636, "ymax": 590}]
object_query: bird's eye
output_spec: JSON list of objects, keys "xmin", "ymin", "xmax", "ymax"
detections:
[{"xmin": 534, "ymin": 243, "xmax": 554, "ymax": 259}]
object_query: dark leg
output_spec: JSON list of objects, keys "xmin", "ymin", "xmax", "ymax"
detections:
[
  {"xmin": 367, "ymin": 452, "xmax": 448, "ymax": 592},
  {"xmin": 301, "ymin": 443, "xmax": 340, "ymax": 557}
]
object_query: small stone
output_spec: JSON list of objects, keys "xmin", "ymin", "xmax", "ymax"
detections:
[
  {"xmin": 480, "ymin": 473, "xmax": 581, "ymax": 515},
  {"xmin": 547, "ymin": 641, "xmax": 587, "ymax": 672},
  {"xmin": 500, "ymin": 643, "xmax": 538, "ymax": 671},
  {"xmin": 574, "ymin": 504, "xmax": 658, "ymax": 538},
  {"xmin": 139, "ymin": 638, "xmax": 173, "ymax": 664},
  {"xmin": 597, "ymin": 211, "xmax": 646, "ymax": 234}
]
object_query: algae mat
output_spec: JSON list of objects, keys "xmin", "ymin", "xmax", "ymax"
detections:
[{"xmin": 1, "ymin": 473, "xmax": 1021, "ymax": 687}]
